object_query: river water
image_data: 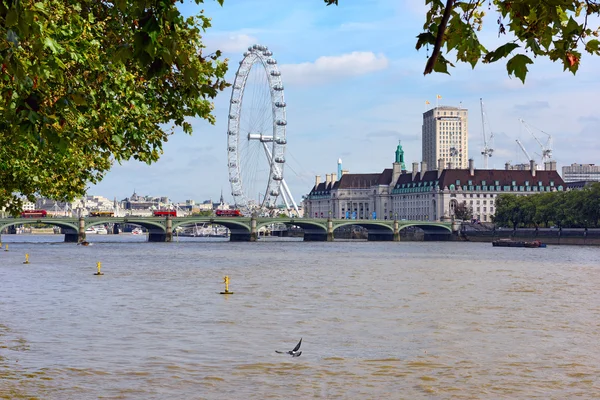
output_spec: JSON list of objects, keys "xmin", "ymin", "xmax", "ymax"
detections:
[{"xmin": 0, "ymin": 235, "xmax": 599, "ymax": 399}]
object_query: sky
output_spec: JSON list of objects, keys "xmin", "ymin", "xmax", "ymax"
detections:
[{"xmin": 90, "ymin": 0, "xmax": 600, "ymax": 205}]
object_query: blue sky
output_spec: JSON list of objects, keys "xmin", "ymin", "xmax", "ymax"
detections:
[{"xmin": 90, "ymin": 0, "xmax": 600, "ymax": 204}]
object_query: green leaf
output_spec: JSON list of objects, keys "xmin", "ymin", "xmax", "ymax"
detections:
[
  {"xmin": 585, "ymin": 39, "xmax": 600, "ymax": 54},
  {"xmin": 484, "ymin": 43, "xmax": 519, "ymax": 63},
  {"xmin": 506, "ymin": 54, "xmax": 533, "ymax": 83},
  {"xmin": 43, "ymin": 37, "xmax": 61, "ymax": 54},
  {"xmin": 5, "ymin": 8, "xmax": 18, "ymax": 27}
]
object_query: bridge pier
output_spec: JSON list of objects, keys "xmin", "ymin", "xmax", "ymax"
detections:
[
  {"xmin": 78, "ymin": 217, "xmax": 86, "ymax": 242},
  {"xmin": 250, "ymin": 217, "xmax": 257, "ymax": 242},
  {"xmin": 165, "ymin": 216, "xmax": 173, "ymax": 242},
  {"xmin": 327, "ymin": 218, "xmax": 334, "ymax": 242}
]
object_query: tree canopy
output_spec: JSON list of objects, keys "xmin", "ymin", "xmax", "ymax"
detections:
[
  {"xmin": 493, "ymin": 184, "xmax": 600, "ymax": 228},
  {"xmin": 1, "ymin": 0, "xmax": 228, "ymax": 214},
  {"xmin": 325, "ymin": 0, "xmax": 600, "ymax": 82}
]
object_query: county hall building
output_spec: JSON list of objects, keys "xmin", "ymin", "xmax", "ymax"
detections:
[{"xmin": 303, "ymin": 143, "xmax": 565, "ymax": 222}]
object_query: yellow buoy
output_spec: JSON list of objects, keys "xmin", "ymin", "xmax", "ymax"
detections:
[
  {"xmin": 94, "ymin": 261, "xmax": 104, "ymax": 275},
  {"xmin": 23, "ymin": 254, "xmax": 30, "ymax": 264},
  {"xmin": 220, "ymin": 275, "xmax": 234, "ymax": 294}
]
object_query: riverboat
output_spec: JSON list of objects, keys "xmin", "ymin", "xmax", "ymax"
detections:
[{"xmin": 492, "ymin": 239, "xmax": 547, "ymax": 248}]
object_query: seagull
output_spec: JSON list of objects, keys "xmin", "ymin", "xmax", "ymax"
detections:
[{"xmin": 275, "ymin": 338, "xmax": 302, "ymax": 357}]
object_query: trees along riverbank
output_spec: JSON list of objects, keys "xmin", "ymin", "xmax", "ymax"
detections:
[{"xmin": 493, "ymin": 183, "xmax": 600, "ymax": 229}]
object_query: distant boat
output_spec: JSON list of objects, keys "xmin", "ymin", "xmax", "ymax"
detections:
[
  {"xmin": 492, "ymin": 239, "xmax": 546, "ymax": 248},
  {"xmin": 85, "ymin": 226, "xmax": 108, "ymax": 235},
  {"xmin": 131, "ymin": 227, "xmax": 144, "ymax": 235}
]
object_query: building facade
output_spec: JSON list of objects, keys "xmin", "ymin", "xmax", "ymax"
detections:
[
  {"xmin": 304, "ymin": 146, "xmax": 565, "ymax": 223},
  {"xmin": 562, "ymin": 163, "xmax": 600, "ymax": 182},
  {"xmin": 422, "ymin": 106, "xmax": 469, "ymax": 169}
]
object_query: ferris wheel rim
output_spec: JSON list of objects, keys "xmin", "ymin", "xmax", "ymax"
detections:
[{"xmin": 226, "ymin": 44, "xmax": 287, "ymax": 216}]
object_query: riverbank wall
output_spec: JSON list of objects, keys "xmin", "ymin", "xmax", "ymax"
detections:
[{"xmin": 461, "ymin": 226, "xmax": 600, "ymax": 246}]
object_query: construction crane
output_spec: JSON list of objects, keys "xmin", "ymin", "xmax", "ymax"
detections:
[
  {"xmin": 480, "ymin": 98, "xmax": 494, "ymax": 168},
  {"xmin": 518, "ymin": 118, "xmax": 553, "ymax": 164},
  {"xmin": 515, "ymin": 139, "xmax": 532, "ymax": 162}
]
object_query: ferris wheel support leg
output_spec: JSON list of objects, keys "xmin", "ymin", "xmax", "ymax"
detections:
[
  {"xmin": 280, "ymin": 178, "xmax": 299, "ymax": 215},
  {"xmin": 279, "ymin": 184, "xmax": 292, "ymax": 212}
]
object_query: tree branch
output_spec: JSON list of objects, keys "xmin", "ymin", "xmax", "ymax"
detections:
[{"xmin": 424, "ymin": 0, "xmax": 455, "ymax": 75}]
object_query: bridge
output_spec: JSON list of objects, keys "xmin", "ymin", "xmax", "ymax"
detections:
[{"xmin": 0, "ymin": 216, "xmax": 456, "ymax": 242}]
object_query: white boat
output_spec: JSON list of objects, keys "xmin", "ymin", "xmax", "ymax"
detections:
[
  {"xmin": 131, "ymin": 227, "xmax": 144, "ymax": 235},
  {"xmin": 85, "ymin": 226, "xmax": 108, "ymax": 234}
]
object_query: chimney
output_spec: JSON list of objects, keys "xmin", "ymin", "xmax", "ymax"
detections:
[
  {"xmin": 505, "ymin": 162, "xmax": 511, "ymax": 170},
  {"xmin": 341, "ymin": 169, "xmax": 349, "ymax": 177},
  {"xmin": 437, "ymin": 158, "xmax": 444, "ymax": 178},
  {"xmin": 447, "ymin": 162, "xmax": 454, "ymax": 169},
  {"xmin": 315, "ymin": 175, "xmax": 321, "ymax": 187},
  {"xmin": 392, "ymin": 162, "xmax": 401, "ymax": 187},
  {"xmin": 420, "ymin": 161, "xmax": 427, "ymax": 179},
  {"xmin": 468, "ymin": 158, "xmax": 475, "ymax": 176},
  {"xmin": 325, "ymin": 174, "xmax": 332, "ymax": 186},
  {"xmin": 331, "ymin": 173, "xmax": 337, "ymax": 182},
  {"xmin": 412, "ymin": 162, "xmax": 419, "ymax": 180},
  {"xmin": 549, "ymin": 161, "xmax": 557, "ymax": 171},
  {"xmin": 530, "ymin": 160, "xmax": 536, "ymax": 177}
]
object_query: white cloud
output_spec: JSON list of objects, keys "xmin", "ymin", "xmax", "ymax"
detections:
[
  {"xmin": 280, "ymin": 51, "xmax": 389, "ymax": 85},
  {"xmin": 205, "ymin": 33, "xmax": 259, "ymax": 54}
]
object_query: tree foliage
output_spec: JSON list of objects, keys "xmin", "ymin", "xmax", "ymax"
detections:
[
  {"xmin": 1, "ymin": 0, "xmax": 228, "ymax": 215},
  {"xmin": 493, "ymin": 184, "xmax": 600, "ymax": 228},
  {"xmin": 453, "ymin": 200, "xmax": 473, "ymax": 221},
  {"xmin": 325, "ymin": 0, "xmax": 600, "ymax": 82}
]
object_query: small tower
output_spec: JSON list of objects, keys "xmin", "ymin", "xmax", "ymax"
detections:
[
  {"xmin": 395, "ymin": 141, "xmax": 406, "ymax": 171},
  {"xmin": 337, "ymin": 158, "xmax": 342, "ymax": 181},
  {"xmin": 392, "ymin": 140, "xmax": 406, "ymax": 186}
]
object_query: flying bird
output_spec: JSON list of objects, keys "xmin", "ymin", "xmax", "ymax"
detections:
[{"xmin": 275, "ymin": 338, "xmax": 302, "ymax": 357}]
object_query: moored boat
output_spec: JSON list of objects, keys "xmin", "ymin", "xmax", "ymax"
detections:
[{"xmin": 492, "ymin": 239, "xmax": 546, "ymax": 248}]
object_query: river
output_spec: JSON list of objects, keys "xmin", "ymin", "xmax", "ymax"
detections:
[{"xmin": 1, "ymin": 235, "xmax": 599, "ymax": 399}]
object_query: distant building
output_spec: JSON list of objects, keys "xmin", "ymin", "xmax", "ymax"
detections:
[
  {"xmin": 562, "ymin": 163, "xmax": 600, "ymax": 182},
  {"xmin": 565, "ymin": 181, "xmax": 597, "ymax": 190},
  {"xmin": 304, "ymin": 145, "xmax": 565, "ymax": 223},
  {"xmin": 422, "ymin": 105, "xmax": 469, "ymax": 170}
]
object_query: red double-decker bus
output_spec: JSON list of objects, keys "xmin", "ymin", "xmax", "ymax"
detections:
[
  {"xmin": 21, "ymin": 210, "xmax": 48, "ymax": 218},
  {"xmin": 153, "ymin": 210, "xmax": 177, "ymax": 217},
  {"xmin": 215, "ymin": 209, "xmax": 241, "ymax": 217}
]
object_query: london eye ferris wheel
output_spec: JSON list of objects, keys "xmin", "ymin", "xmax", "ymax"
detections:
[{"xmin": 226, "ymin": 44, "xmax": 299, "ymax": 216}]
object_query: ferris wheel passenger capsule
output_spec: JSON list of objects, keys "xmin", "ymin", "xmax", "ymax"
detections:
[
  {"xmin": 274, "ymin": 156, "xmax": 285, "ymax": 163},
  {"xmin": 275, "ymin": 102, "xmax": 286, "ymax": 108},
  {"xmin": 270, "ymin": 70, "xmax": 281, "ymax": 76},
  {"xmin": 267, "ymin": 58, "xmax": 277, "ymax": 64},
  {"xmin": 275, "ymin": 138, "xmax": 287, "ymax": 145},
  {"xmin": 273, "ymin": 84, "xmax": 284, "ymax": 91},
  {"xmin": 276, "ymin": 120, "xmax": 287, "ymax": 126}
]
